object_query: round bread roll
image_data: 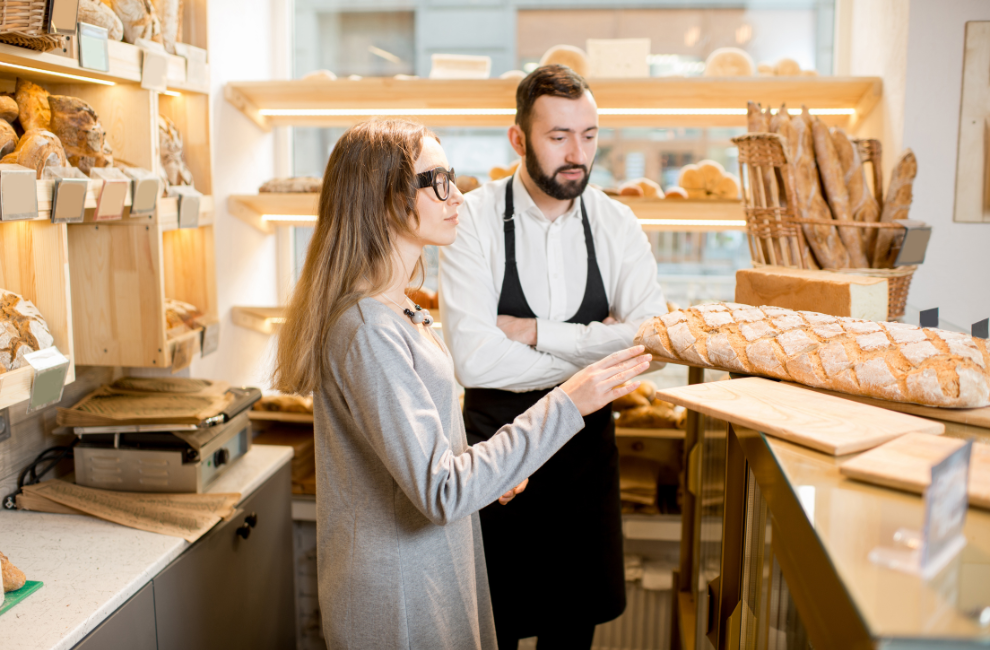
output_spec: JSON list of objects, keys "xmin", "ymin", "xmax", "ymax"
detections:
[
  {"xmin": 697, "ymin": 160, "xmax": 726, "ymax": 186},
  {"xmin": 0, "ymin": 96, "xmax": 18, "ymax": 124},
  {"xmin": 715, "ymin": 173, "xmax": 740, "ymax": 199},
  {"xmin": 629, "ymin": 177, "xmax": 663, "ymax": 199},
  {"xmin": 774, "ymin": 58, "xmax": 801, "ymax": 76},
  {"xmin": 664, "ymin": 186, "xmax": 688, "ymax": 199},
  {"xmin": 703, "ymin": 47, "xmax": 755, "ymax": 77},
  {"xmin": 79, "ymin": 0, "xmax": 123, "ymax": 41},
  {"xmin": 612, "ymin": 390, "xmax": 650, "ymax": 410},
  {"xmin": 800, "ymin": 69, "xmax": 819, "ymax": 77},
  {"xmin": 490, "ymin": 160, "xmax": 519, "ymax": 181},
  {"xmin": 618, "ymin": 182, "xmax": 644, "ymax": 197},
  {"xmin": 455, "ymin": 175, "xmax": 480, "ymax": 193},
  {"xmin": 757, "ymin": 62, "xmax": 774, "ymax": 76},
  {"xmin": 499, "ymin": 70, "xmax": 526, "ymax": 81},
  {"xmin": 302, "ymin": 69, "xmax": 337, "ymax": 81},
  {"xmin": 539, "ymin": 45, "xmax": 590, "ymax": 78}
]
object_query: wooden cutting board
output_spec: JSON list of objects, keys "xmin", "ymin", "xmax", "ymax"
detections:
[
  {"xmin": 840, "ymin": 433, "xmax": 990, "ymax": 509},
  {"xmin": 781, "ymin": 382, "xmax": 990, "ymax": 430},
  {"xmin": 655, "ymin": 378, "xmax": 944, "ymax": 455}
]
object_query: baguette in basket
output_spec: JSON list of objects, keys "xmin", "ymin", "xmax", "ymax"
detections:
[{"xmin": 635, "ymin": 302, "xmax": 990, "ymax": 408}]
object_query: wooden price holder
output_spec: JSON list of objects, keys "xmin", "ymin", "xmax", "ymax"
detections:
[
  {"xmin": 90, "ymin": 167, "xmax": 129, "ymax": 221},
  {"xmin": 44, "ymin": 166, "xmax": 89, "ymax": 224},
  {"xmin": 0, "ymin": 164, "xmax": 39, "ymax": 221}
]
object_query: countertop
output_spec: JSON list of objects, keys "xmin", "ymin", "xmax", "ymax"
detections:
[{"xmin": 0, "ymin": 444, "xmax": 294, "ymax": 650}]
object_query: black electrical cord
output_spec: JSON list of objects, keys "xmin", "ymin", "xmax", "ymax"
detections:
[{"xmin": 2, "ymin": 439, "xmax": 78, "ymax": 510}]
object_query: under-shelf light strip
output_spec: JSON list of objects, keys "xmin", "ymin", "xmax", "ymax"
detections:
[
  {"xmin": 262, "ymin": 215, "xmax": 746, "ymax": 229},
  {"xmin": 258, "ymin": 107, "xmax": 854, "ymax": 117},
  {"xmin": 0, "ymin": 61, "xmax": 115, "ymax": 86}
]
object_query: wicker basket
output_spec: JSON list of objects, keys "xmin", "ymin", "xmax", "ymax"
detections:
[
  {"xmin": 733, "ymin": 132, "xmax": 918, "ymax": 321},
  {"xmin": 0, "ymin": 0, "xmax": 62, "ymax": 52}
]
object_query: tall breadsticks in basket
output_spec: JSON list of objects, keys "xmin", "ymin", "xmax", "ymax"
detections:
[
  {"xmin": 635, "ymin": 303, "xmax": 990, "ymax": 408},
  {"xmin": 812, "ymin": 117, "xmax": 870, "ymax": 268}
]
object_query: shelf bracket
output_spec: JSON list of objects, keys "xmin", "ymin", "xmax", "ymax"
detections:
[{"xmin": 224, "ymin": 84, "xmax": 272, "ymax": 132}]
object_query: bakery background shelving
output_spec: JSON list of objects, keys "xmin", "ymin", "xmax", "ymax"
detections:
[{"xmin": 0, "ymin": 0, "xmax": 217, "ymax": 373}]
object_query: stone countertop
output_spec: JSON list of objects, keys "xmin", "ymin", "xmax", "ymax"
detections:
[{"xmin": 0, "ymin": 444, "xmax": 293, "ymax": 650}]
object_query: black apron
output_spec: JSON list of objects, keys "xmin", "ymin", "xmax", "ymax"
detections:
[{"xmin": 462, "ymin": 179, "xmax": 626, "ymax": 639}]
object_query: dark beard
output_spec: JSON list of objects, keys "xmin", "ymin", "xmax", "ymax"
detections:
[{"xmin": 524, "ymin": 148, "xmax": 591, "ymax": 201}]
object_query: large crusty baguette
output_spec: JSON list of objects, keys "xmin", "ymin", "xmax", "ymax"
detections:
[
  {"xmin": 872, "ymin": 149, "xmax": 917, "ymax": 268},
  {"xmin": 635, "ymin": 302, "xmax": 990, "ymax": 408},
  {"xmin": 770, "ymin": 106, "xmax": 850, "ymax": 268},
  {"xmin": 812, "ymin": 118, "xmax": 869, "ymax": 268}
]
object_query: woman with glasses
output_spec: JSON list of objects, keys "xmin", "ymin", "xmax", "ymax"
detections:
[{"xmin": 273, "ymin": 119, "xmax": 650, "ymax": 650}]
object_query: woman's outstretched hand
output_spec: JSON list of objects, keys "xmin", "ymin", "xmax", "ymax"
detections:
[{"xmin": 561, "ymin": 346, "xmax": 652, "ymax": 416}]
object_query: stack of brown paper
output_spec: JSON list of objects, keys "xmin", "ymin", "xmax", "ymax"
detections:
[
  {"xmin": 57, "ymin": 379, "xmax": 233, "ymax": 427},
  {"xmin": 619, "ymin": 456, "xmax": 661, "ymax": 507},
  {"xmin": 17, "ymin": 480, "xmax": 240, "ymax": 543}
]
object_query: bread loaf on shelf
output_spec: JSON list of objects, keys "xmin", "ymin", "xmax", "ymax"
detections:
[
  {"xmin": 79, "ymin": 0, "xmax": 124, "ymax": 41},
  {"xmin": 1, "ymin": 129, "xmax": 67, "ymax": 179},
  {"xmin": 153, "ymin": 0, "xmax": 183, "ymax": 53},
  {"xmin": 48, "ymin": 95, "xmax": 113, "ymax": 174},
  {"xmin": 703, "ymin": 47, "xmax": 754, "ymax": 76},
  {"xmin": 111, "ymin": 0, "xmax": 163, "ymax": 45},
  {"xmin": 259, "ymin": 177, "xmax": 321, "ymax": 193},
  {"xmin": 0, "ymin": 289, "xmax": 56, "ymax": 373},
  {"xmin": 254, "ymin": 394, "xmax": 314, "ymax": 414},
  {"xmin": 14, "ymin": 78, "xmax": 51, "ymax": 132},
  {"xmin": 635, "ymin": 302, "xmax": 990, "ymax": 408},
  {"xmin": 811, "ymin": 117, "xmax": 869, "ymax": 268},
  {"xmin": 0, "ymin": 96, "xmax": 18, "ymax": 124},
  {"xmin": 735, "ymin": 267, "xmax": 888, "ymax": 321},
  {"xmin": 678, "ymin": 160, "xmax": 739, "ymax": 199},
  {"xmin": 0, "ymin": 120, "xmax": 16, "ymax": 158},
  {"xmin": 158, "ymin": 115, "xmax": 193, "ymax": 186},
  {"xmin": 164, "ymin": 298, "xmax": 203, "ymax": 338},
  {"xmin": 873, "ymin": 150, "xmax": 917, "ymax": 268}
]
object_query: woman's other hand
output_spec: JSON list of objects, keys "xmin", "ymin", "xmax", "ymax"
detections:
[
  {"xmin": 498, "ymin": 478, "xmax": 529, "ymax": 505},
  {"xmin": 561, "ymin": 346, "xmax": 652, "ymax": 416}
]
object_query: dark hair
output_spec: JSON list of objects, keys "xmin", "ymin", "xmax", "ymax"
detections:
[{"xmin": 515, "ymin": 64, "xmax": 592, "ymax": 137}]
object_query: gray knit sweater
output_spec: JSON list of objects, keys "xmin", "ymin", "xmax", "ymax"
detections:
[{"xmin": 314, "ymin": 298, "xmax": 584, "ymax": 649}]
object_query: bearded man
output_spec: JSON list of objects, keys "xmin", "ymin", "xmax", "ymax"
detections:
[{"xmin": 439, "ymin": 65, "xmax": 669, "ymax": 650}]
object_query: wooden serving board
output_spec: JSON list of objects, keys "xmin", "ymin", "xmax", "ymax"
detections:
[
  {"xmin": 840, "ymin": 433, "xmax": 990, "ymax": 509},
  {"xmin": 248, "ymin": 410, "xmax": 314, "ymax": 424},
  {"xmin": 655, "ymin": 378, "xmax": 944, "ymax": 455},
  {"xmin": 781, "ymin": 382, "xmax": 990, "ymax": 430}
]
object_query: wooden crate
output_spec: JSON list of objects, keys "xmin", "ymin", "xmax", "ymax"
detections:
[{"xmin": 0, "ymin": 220, "xmax": 75, "ymax": 409}]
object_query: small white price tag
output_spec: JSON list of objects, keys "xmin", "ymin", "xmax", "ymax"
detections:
[
  {"xmin": 168, "ymin": 186, "xmax": 202, "ymax": 228},
  {"xmin": 141, "ymin": 49, "xmax": 169, "ymax": 93},
  {"xmin": 0, "ymin": 164, "xmax": 39, "ymax": 221},
  {"xmin": 77, "ymin": 22, "xmax": 110, "ymax": 72},
  {"xmin": 24, "ymin": 347, "xmax": 70, "ymax": 413},
  {"xmin": 201, "ymin": 321, "xmax": 220, "ymax": 356}
]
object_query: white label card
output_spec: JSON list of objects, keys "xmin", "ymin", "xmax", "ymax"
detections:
[
  {"xmin": 24, "ymin": 347, "xmax": 70, "ymax": 413},
  {"xmin": 921, "ymin": 440, "xmax": 972, "ymax": 570}
]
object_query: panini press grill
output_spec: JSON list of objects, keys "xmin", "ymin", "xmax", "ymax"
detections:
[{"xmin": 72, "ymin": 387, "xmax": 262, "ymax": 493}]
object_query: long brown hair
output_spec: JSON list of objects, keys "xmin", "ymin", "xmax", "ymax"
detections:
[{"xmin": 273, "ymin": 119, "xmax": 435, "ymax": 394}]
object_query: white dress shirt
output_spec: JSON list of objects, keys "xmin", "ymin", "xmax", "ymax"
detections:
[{"xmin": 439, "ymin": 174, "xmax": 668, "ymax": 392}]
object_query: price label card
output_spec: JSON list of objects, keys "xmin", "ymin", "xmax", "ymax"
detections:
[
  {"xmin": 171, "ymin": 336, "xmax": 196, "ymax": 372},
  {"xmin": 201, "ymin": 321, "xmax": 220, "ymax": 356},
  {"xmin": 175, "ymin": 43, "xmax": 208, "ymax": 86},
  {"xmin": 130, "ymin": 177, "xmax": 160, "ymax": 217},
  {"xmin": 77, "ymin": 22, "xmax": 110, "ymax": 73},
  {"xmin": 168, "ymin": 186, "xmax": 202, "ymax": 229},
  {"xmin": 48, "ymin": 0, "xmax": 81, "ymax": 36},
  {"xmin": 0, "ymin": 164, "xmax": 39, "ymax": 221},
  {"xmin": 24, "ymin": 347, "xmax": 70, "ymax": 414},
  {"xmin": 94, "ymin": 179, "xmax": 127, "ymax": 220},
  {"xmin": 141, "ymin": 49, "xmax": 168, "ymax": 93},
  {"xmin": 921, "ymin": 440, "xmax": 972, "ymax": 571},
  {"xmin": 51, "ymin": 178, "xmax": 89, "ymax": 224}
]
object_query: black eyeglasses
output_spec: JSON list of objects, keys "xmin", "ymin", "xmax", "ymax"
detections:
[{"xmin": 416, "ymin": 167, "xmax": 456, "ymax": 201}]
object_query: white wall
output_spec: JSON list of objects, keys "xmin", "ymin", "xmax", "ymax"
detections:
[
  {"xmin": 902, "ymin": 0, "xmax": 990, "ymax": 330},
  {"xmin": 187, "ymin": 0, "xmax": 284, "ymax": 389}
]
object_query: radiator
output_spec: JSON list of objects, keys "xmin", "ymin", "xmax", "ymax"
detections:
[{"xmin": 592, "ymin": 583, "xmax": 672, "ymax": 650}]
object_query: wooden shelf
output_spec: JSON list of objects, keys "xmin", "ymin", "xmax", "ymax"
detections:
[
  {"xmin": 616, "ymin": 426, "xmax": 686, "ymax": 439},
  {"xmin": 224, "ymin": 76, "xmax": 881, "ymax": 131},
  {"xmin": 0, "ymin": 40, "xmax": 208, "ymax": 93},
  {"xmin": 0, "ymin": 220, "xmax": 75, "ymax": 410},
  {"xmin": 232, "ymin": 306, "xmax": 286, "ymax": 335},
  {"xmin": 228, "ymin": 192, "xmax": 745, "ymax": 233}
]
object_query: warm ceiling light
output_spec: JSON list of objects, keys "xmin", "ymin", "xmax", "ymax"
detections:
[
  {"xmin": 162, "ymin": 89, "xmax": 182, "ymax": 97},
  {"xmin": 262, "ymin": 214, "xmax": 317, "ymax": 222},
  {"xmin": 637, "ymin": 219, "xmax": 747, "ymax": 228},
  {"xmin": 259, "ymin": 107, "xmax": 854, "ymax": 118},
  {"xmin": 0, "ymin": 61, "xmax": 115, "ymax": 85}
]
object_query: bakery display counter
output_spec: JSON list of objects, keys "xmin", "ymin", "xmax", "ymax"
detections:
[
  {"xmin": 224, "ymin": 76, "xmax": 881, "ymax": 130},
  {"xmin": 228, "ymin": 192, "xmax": 745, "ymax": 234}
]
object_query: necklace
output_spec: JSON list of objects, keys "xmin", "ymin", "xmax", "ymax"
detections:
[{"xmin": 381, "ymin": 291, "xmax": 434, "ymax": 326}]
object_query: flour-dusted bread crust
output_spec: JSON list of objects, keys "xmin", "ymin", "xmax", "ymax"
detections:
[
  {"xmin": 79, "ymin": 0, "xmax": 124, "ymax": 40},
  {"xmin": 0, "ymin": 289, "xmax": 55, "ymax": 372},
  {"xmin": 152, "ymin": 0, "xmax": 182, "ymax": 53},
  {"xmin": 111, "ymin": 0, "xmax": 162, "ymax": 45},
  {"xmin": 0, "ymin": 96, "xmax": 18, "ymax": 124},
  {"xmin": 14, "ymin": 78, "xmax": 50, "ymax": 132},
  {"xmin": 49, "ymin": 95, "xmax": 113, "ymax": 174},
  {"xmin": 635, "ymin": 302, "xmax": 990, "ymax": 408},
  {"xmin": 158, "ymin": 115, "xmax": 193, "ymax": 186},
  {"xmin": 259, "ymin": 176, "xmax": 321, "ymax": 193},
  {"xmin": 1, "ymin": 129, "xmax": 67, "ymax": 179},
  {"xmin": 873, "ymin": 149, "xmax": 917, "ymax": 268},
  {"xmin": 833, "ymin": 128, "xmax": 881, "ymax": 256},
  {"xmin": 0, "ymin": 120, "xmax": 16, "ymax": 158}
]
